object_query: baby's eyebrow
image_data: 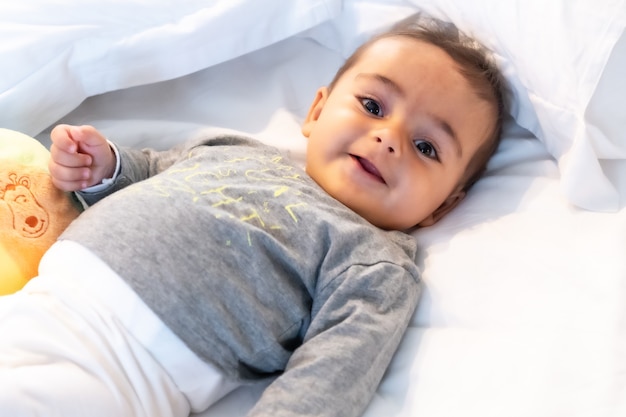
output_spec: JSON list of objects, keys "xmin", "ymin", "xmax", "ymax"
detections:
[
  {"xmin": 430, "ymin": 114, "xmax": 462, "ymax": 158},
  {"xmin": 356, "ymin": 73, "xmax": 405, "ymax": 97}
]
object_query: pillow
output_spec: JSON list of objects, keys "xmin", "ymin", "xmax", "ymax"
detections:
[
  {"xmin": 303, "ymin": 0, "xmax": 626, "ymax": 211},
  {"xmin": 0, "ymin": 0, "xmax": 341, "ymax": 137}
]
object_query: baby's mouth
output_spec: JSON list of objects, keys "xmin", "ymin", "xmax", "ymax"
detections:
[{"xmin": 352, "ymin": 155, "xmax": 386, "ymax": 184}]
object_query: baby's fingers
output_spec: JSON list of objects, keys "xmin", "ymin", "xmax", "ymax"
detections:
[
  {"xmin": 50, "ymin": 124, "xmax": 80, "ymax": 152},
  {"xmin": 50, "ymin": 141, "xmax": 92, "ymax": 168},
  {"xmin": 48, "ymin": 161, "xmax": 91, "ymax": 192},
  {"xmin": 48, "ymin": 124, "xmax": 113, "ymax": 191}
]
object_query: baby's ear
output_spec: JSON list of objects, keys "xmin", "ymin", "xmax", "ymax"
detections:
[
  {"xmin": 418, "ymin": 190, "xmax": 466, "ymax": 227},
  {"xmin": 301, "ymin": 87, "xmax": 329, "ymax": 138}
]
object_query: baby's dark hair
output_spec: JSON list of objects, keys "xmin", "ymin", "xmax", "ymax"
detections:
[{"xmin": 329, "ymin": 15, "xmax": 506, "ymax": 192}]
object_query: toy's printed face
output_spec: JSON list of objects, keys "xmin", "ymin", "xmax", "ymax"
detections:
[
  {"xmin": 0, "ymin": 130, "xmax": 81, "ymax": 295},
  {"xmin": 1, "ymin": 172, "xmax": 49, "ymax": 238}
]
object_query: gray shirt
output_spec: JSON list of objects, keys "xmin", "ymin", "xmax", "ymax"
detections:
[{"xmin": 61, "ymin": 135, "xmax": 421, "ymax": 417}]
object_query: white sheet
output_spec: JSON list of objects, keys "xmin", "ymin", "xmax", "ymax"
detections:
[
  {"xmin": 0, "ymin": 0, "xmax": 341, "ymax": 138},
  {"xmin": 37, "ymin": 24, "xmax": 626, "ymax": 417}
]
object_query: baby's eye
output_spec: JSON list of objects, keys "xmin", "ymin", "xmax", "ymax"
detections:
[
  {"xmin": 414, "ymin": 140, "xmax": 438, "ymax": 160},
  {"xmin": 360, "ymin": 98, "xmax": 383, "ymax": 116}
]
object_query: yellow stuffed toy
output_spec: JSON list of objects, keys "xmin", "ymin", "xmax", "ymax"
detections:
[{"xmin": 0, "ymin": 128, "xmax": 80, "ymax": 294}]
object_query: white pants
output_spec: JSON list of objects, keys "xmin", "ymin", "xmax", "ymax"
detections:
[{"xmin": 0, "ymin": 240, "xmax": 238, "ymax": 417}]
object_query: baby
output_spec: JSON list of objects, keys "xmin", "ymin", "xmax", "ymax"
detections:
[{"xmin": 0, "ymin": 16, "xmax": 504, "ymax": 417}]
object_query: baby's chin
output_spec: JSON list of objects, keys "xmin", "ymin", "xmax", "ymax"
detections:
[
  {"xmin": 336, "ymin": 196, "xmax": 412, "ymax": 231},
  {"xmin": 306, "ymin": 166, "xmax": 420, "ymax": 230},
  {"xmin": 365, "ymin": 216, "xmax": 414, "ymax": 232}
]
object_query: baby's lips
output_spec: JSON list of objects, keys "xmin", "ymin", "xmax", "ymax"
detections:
[{"xmin": 355, "ymin": 156, "xmax": 385, "ymax": 184}]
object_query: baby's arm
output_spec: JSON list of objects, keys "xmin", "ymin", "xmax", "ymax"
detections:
[
  {"xmin": 247, "ymin": 263, "xmax": 421, "ymax": 417},
  {"xmin": 49, "ymin": 124, "xmax": 116, "ymax": 192},
  {"xmin": 49, "ymin": 124, "xmax": 205, "ymax": 208}
]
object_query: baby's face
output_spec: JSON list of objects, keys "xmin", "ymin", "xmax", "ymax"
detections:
[{"xmin": 302, "ymin": 36, "xmax": 496, "ymax": 230}]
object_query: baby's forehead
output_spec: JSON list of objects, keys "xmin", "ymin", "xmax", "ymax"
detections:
[
  {"xmin": 349, "ymin": 36, "xmax": 462, "ymax": 76},
  {"xmin": 359, "ymin": 35, "xmax": 434, "ymax": 58},
  {"xmin": 343, "ymin": 37, "xmax": 467, "ymax": 87},
  {"xmin": 357, "ymin": 35, "xmax": 498, "ymax": 107}
]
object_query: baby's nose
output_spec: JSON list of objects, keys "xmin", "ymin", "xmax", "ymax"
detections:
[
  {"xmin": 374, "ymin": 120, "xmax": 407, "ymax": 153},
  {"xmin": 375, "ymin": 137, "xmax": 396, "ymax": 153}
]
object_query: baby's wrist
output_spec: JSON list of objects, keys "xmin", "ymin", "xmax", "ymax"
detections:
[
  {"xmin": 82, "ymin": 142, "xmax": 121, "ymax": 193},
  {"xmin": 103, "ymin": 144, "xmax": 117, "ymax": 179}
]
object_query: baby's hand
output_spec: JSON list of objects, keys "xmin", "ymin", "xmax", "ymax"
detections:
[{"xmin": 49, "ymin": 124, "xmax": 116, "ymax": 192}]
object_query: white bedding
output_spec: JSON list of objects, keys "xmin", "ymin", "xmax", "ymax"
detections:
[{"xmin": 2, "ymin": 0, "xmax": 626, "ymax": 416}]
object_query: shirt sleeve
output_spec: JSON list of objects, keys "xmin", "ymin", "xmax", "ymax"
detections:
[
  {"xmin": 74, "ymin": 139, "xmax": 202, "ymax": 207},
  {"xmin": 246, "ymin": 262, "xmax": 421, "ymax": 417}
]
